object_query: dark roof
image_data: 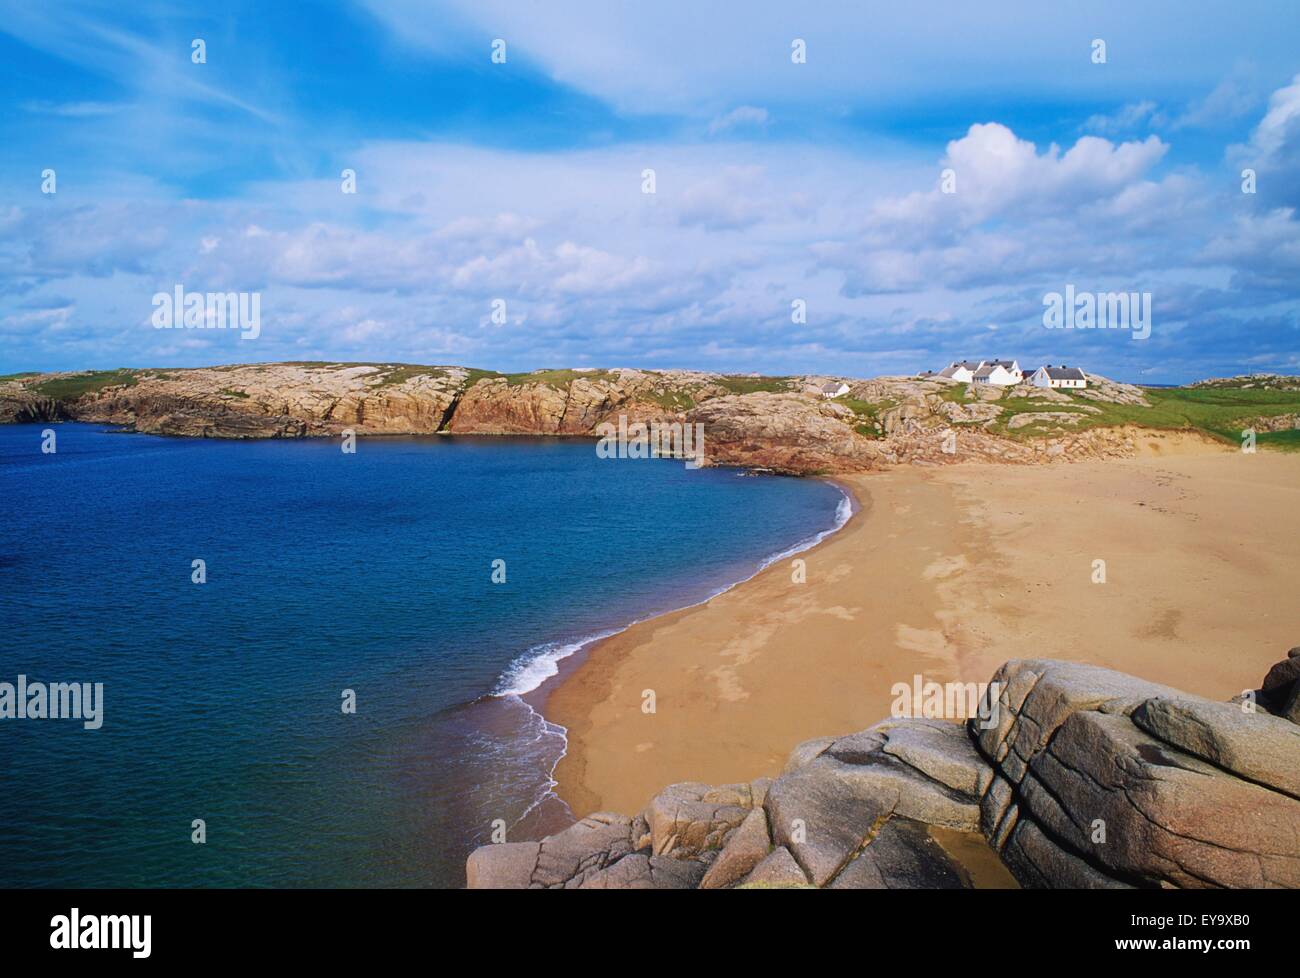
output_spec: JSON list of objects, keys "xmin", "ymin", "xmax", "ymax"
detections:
[{"xmin": 1039, "ymin": 366, "xmax": 1087, "ymax": 380}]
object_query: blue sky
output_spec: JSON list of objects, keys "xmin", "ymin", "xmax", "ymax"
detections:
[{"xmin": 2, "ymin": 1, "xmax": 1299, "ymax": 382}]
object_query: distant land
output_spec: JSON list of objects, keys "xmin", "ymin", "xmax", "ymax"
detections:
[{"xmin": 3, "ymin": 363, "xmax": 1298, "ymax": 473}]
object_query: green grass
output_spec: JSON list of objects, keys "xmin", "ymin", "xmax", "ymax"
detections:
[
  {"xmin": 30, "ymin": 369, "xmax": 138, "ymax": 400},
  {"xmin": 645, "ymin": 388, "xmax": 698, "ymax": 412},
  {"xmin": 371, "ymin": 364, "xmax": 446, "ymax": 387},
  {"xmin": 460, "ymin": 367, "xmax": 504, "ymax": 388},
  {"xmin": 460, "ymin": 366, "xmax": 710, "ymax": 410},
  {"xmin": 262, "ymin": 361, "xmax": 464, "ymax": 388},
  {"xmin": 482, "ymin": 369, "xmax": 792, "ymax": 403},
  {"xmin": 452, "ymin": 368, "xmax": 795, "ymax": 409},
  {"xmin": 219, "ymin": 387, "xmax": 250, "ymax": 399},
  {"xmin": 0, "ymin": 371, "xmax": 40, "ymax": 382},
  {"xmin": 713, "ymin": 375, "xmax": 792, "ymax": 395},
  {"xmin": 936, "ymin": 383, "xmax": 972, "ymax": 404},
  {"xmin": 987, "ymin": 393, "xmax": 1099, "ymax": 433},
  {"xmin": 499, "ymin": 368, "xmax": 620, "ymax": 388},
  {"xmin": 1144, "ymin": 387, "xmax": 1300, "ymax": 441},
  {"xmin": 1256, "ymin": 428, "xmax": 1300, "ymax": 451},
  {"xmin": 987, "ymin": 385, "xmax": 1300, "ymax": 446},
  {"xmin": 839, "ymin": 396, "xmax": 895, "ymax": 439}
]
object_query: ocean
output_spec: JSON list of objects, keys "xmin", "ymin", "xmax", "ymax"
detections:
[{"xmin": 0, "ymin": 423, "xmax": 849, "ymax": 887}]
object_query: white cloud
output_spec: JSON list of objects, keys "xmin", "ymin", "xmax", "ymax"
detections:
[
  {"xmin": 675, "ymin": 166, "xmax": 772, "ymax": 231},
  {"xmin": 860, "ymin": 124, "xmax": 1168, "ymax": 241},
  {"xmin": 1236, "ymin": 73, "xmax": 1300, "ymax": 171},
  {"xmin": 2, "ymin": 102, "xmax": 1296, "ymax": 380}
]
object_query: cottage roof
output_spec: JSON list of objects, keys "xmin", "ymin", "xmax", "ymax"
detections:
[{"xmin": 1040, "ymin": 366, "xmax": 1087, "ymax": 380}]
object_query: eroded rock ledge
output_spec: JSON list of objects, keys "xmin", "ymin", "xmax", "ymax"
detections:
[{"xmin": 466, "ymin": 653, "xmax": 1300, "ymax": 888}]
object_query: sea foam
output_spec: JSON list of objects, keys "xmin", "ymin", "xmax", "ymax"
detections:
[{"xmin": 491, "ymin": 480, "xmax": 854, "ymax": 700}]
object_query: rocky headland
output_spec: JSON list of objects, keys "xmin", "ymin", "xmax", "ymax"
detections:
[
  {"xmin": 5, "ymin": 362, "xmax": 1293, "ymax": 475},
  {"xmin": 467, "ymin": 651, "xmax": 1300, "ymax": 888}
]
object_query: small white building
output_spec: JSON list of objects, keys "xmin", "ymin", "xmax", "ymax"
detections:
[
  {"xmin": 938, "ymin": 360, "xmax": 984, "ymax": 383},
  {"xmin": 819, "ymin": 381, "xmax": 850, "ymax": 399},
  {"xmin": 990, "ymin": 359, "xmax": 1023, "ymax": 383},
  {"xmin": 939, "ymin": 359, "xmax": 1022, "ymax": 385},
  {"xmin": 971, "ymin": 360, "xmax": 1023, "ymax": 386},
  {"xmin": 1030, "ymin": 365, "xmax": 1088, "ymax": 389}
]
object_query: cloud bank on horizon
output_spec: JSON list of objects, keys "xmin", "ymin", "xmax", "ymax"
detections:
[{"xmin": 1, "ymin": 0, "xmax": 1298, "ymax": 384}]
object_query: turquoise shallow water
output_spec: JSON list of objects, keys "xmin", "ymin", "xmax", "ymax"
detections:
[{"xmin": 0, "ymin": 423, "xmax": 847, "ymax": 887}]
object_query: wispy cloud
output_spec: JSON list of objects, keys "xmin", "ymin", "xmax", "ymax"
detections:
[{"xmin": 20, "ymin": 100, "xmax": 123, "ymax": 118}]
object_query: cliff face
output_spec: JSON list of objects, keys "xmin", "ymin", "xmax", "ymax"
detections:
[
  {"xmin": 683, "ymin": 393, "xmax": 878, "ymax": 473},
  {"xmin": 23, "ymin": 363, "xmax": 467, "ymax": 439},
  {"xmin": 0, "ymin": 394, "xmax": 66, "ymax": 424},
  {"xmin": 446, "ymin": 374, "xmax": 684, "ymax": 435},
  {"xmin": 466, "ymin": 651, "xmax": 1300, "ymax": 889},
  {"xmin": 0, "ymin": 363, "xmax": 1217, "ymax": 475}
]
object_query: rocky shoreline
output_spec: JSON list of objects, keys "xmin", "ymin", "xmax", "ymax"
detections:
[
  {"xmin": 0, "ymin": 362, "xmax": 1253, "ymax": 475},
  {"xmin": 467, "ymin": 652, "xmax": 1300, "ymax": 888}
]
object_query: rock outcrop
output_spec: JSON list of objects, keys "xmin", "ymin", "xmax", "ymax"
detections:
[
  {"xmin": 1192, "ymin": 373, "xmax": 1300, "ymax": 391},
  {"xmin": 976, "ymin": 659, "xmax": 1299, "ymax": 888},
  {"xmin": 467, "ymin": 653, "xmax": 1300, "ymax": 888},
  {"xmin": 0, "ymin": 392, "xmax": 66, "ymax": 424},
  {"xmin": 682, "ymin": 393, "xmax": 878, "ymax": 474},
  {"xmin": 447, "ymin": 371, "xmax": 703, "ymax": 436},
  {"xmin": 0, "ymin": 363, "xmax": 1248, "ymax": 475},
  {"xmin": 1242, "ymin": 413, "xmax": 1300, "ymax": 433}
]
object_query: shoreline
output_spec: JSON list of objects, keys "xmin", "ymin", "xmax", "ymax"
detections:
[
  {"xmin": 542, "ymin": 468, "xmax": 907, "ymax": 817},
  {"xmin": 498, "ymin": 478, "xmax": 855, "ymax": 700},
  {"xmin": 544, "ymin": 446, "xmax": 1300, "ymax": 819},
  {"xmin": 503, "ymin": 475, "xmax": 858, "ymax": 828}
]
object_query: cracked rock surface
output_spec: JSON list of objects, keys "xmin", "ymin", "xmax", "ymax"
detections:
[{"xmin": 468, "ymin": 653, "xmax": 1300, "ymax": 888}]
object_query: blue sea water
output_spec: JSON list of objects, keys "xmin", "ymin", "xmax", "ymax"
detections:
[{"xmin": 0, "ymin": 423, "xmax": 848, "ymax": 887}]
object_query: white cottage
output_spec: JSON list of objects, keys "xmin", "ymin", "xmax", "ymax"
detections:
[
  {"xmin": 1030, "ymin": 365, "xmax": 1088, "ymax": 389},
  {"xmin": 940, "ymin": 359, "xmax": 1022, "ymax": 385},
  {"xmin": 937, "ymin": 360, "xmax": 984, "ymax": 383},
  {"xmin": 819, "ymin": 381, "xmax": 851, "ymax": 399},
  {"xmin": 971, "ymin": 360, "xmax": 1023, "ymax": 386}
]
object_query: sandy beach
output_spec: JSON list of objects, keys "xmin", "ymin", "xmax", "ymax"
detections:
[{"xmin": 547, "ymin": 435, "xmax": 1300, "ymax": 818}]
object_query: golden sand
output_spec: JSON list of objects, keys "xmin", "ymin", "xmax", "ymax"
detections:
[{"xmin": 546, "ymin": 443, "xmax": 1299, "ymax": 818}]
